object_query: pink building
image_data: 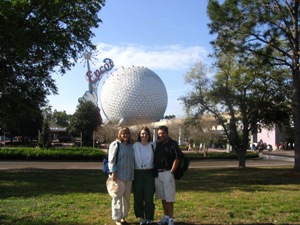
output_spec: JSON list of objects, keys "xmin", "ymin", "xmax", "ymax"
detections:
[{"xmin": 251, "ymin": 126, "xmax": 292, "ymax": 150}]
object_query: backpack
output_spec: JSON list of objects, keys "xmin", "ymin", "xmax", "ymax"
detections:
[
  {"xmin": 102, "ymin": 142, "xmax": 119, "ymax": 174},
  {"xmin": 174, "ymin": 152, "xmax": 190, "ymax": 180}
]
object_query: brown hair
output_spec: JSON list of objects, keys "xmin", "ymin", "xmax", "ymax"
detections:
[
  {"xmin": 117, "ymin": 127, "xmax": 131, "ymax": 143},
  {"xmin": 158, "ymin": 125, "xmax": 168, "ymax": 134},
  {"xmin": 137, "ymin": 126, "xmax": 152, "ymax": 142}
]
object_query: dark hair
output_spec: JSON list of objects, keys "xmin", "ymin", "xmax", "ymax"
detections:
[
  {"xmin": 137, "ymin": 126, "xmax": 151, "ymax": 142},
  {"xmin": 158, "ymin": 125, "xmax": 168, "ymax": 134}
]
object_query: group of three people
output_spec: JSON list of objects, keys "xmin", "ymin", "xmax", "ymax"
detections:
[{"xmin": 107, "ymin": 125, "xmax": 183, "ymax": 225}]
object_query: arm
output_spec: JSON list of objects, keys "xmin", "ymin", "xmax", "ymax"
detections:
[
  {"xmin": 170, "ymin": 158, "xmax": 180, "ymax": 174},
  {"xmin": 108, "ymin": 141, "xmax": 119, "ymax": 176},
  {"xmin": 170, "ymin": 140, "xmax": 182, "ymax": 173}
]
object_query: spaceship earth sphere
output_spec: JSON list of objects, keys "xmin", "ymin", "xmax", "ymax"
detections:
[{"xmin": 100, "ymin": 66, "xmax": 168, "ymax": 125}]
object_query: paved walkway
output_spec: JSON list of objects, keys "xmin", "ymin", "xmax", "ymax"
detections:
[{"xmin": 0, "ymin": 150, "xmax": 294, "ymax": 170}]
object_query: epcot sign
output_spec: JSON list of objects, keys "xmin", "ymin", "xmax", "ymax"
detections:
[
  {"xmin": 85, "ymin": 58, "xmax": 114, "ymax": 88},
  {"xmin": 78, "ymin": 51, "xmax": 114, "ymax": 122}
]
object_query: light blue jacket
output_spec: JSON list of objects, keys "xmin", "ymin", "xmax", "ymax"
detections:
[{"xmin": 108, "ymin": 140, "xmax": 135, "ymax": 181}]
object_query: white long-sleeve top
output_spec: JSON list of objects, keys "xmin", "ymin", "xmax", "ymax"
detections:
[{"xmin": 132, "ymin": 142, "xmax": 156, "ymax": 170}]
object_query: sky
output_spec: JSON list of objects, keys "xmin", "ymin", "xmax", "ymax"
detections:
[{"xmin": 48, "ymin": 0, "xmax": 215, "ymax": 119}]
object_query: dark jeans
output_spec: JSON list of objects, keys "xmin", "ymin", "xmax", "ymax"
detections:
[{"xmin": 133, "ymin": 169, "xmax": 155, "ymax": 220}]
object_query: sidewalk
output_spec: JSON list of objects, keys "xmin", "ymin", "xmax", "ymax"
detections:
[
  {"xmin": 262, "ymin": 149, "xmax": 294, "ymax": 158},
  {"xmin": 261, "ymin": 149, "xmax": 294, "ymax": 162},
  {"xmin": 185, "ymin": 148, "xmax": 295, "ymax": 158}
]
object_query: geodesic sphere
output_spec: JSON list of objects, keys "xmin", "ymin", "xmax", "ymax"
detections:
[{"xmin": 100, "ymin": 66, "xmax": 168, "ymax": 125}]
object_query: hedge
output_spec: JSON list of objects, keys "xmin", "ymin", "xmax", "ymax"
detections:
[{"xmin": 0, "ymin": 147, "xmax": 259, "ymax": 161}]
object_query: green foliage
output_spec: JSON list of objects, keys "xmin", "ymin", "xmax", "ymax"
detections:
[
  {"xmin": 0, "ymin": 0, "xmax": 106, "ymax": 139},
  {"xmin": 163, "ymin": 115, "xmax": 176, "ymax": 120},
  {"xmin": 68, "ymin": 101, "xmax": 101, "ymax": 146},
  {"xmin": 0, "ymin": 147, "xmax": 258, "ymax": 161},
  {"xmin": 51, "ymin": 110, "xmax": 72, "ymax": 127},
  {"xmin": 207, "ymin": 0, "xmax": 300, "ymax": 171},
  {"xmin": 38, "ymin": 118, "xmax": 51, "ymax": 148},
  {"xmin": 181, "ymin": 55, "xmax": 291, "ymax": 167},
  {"xmin": 0, "ymin": 147, "xmax": 105, "ymax": 161}
]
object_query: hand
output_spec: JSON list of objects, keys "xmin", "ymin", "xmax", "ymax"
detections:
[
  {"xmin": 78, "ymin": 91, "xmax": 98, "ymax": 105},
  {"xmin": 112, "ymin": 172, "xmax": 117, "ymax": 181}
]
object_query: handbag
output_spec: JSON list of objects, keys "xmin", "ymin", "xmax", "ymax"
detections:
[{"xmin": 102, "ymin": 142, "xmax": 119, "ymax": 174}]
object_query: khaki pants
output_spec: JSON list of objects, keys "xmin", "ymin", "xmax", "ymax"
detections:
[
  {"xmin": 112, "ymin": 180, "xmax": 132, "ymax": 221},
  {"xmin": 155, "ymin": 171, "xmax": 176, "ymax": 202}
]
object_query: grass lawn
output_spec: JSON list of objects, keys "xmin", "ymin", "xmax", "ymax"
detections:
[{"xmin": 0, "ymin": 167, "xmax": 300, "ymax": 225}]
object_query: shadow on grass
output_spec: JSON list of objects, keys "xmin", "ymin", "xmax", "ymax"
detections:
[
  {"xmin": 128, "ymin": 222, "xmax": 275, "ymax": 225},
  {"xmin": 174, "ymin": 224, "xmax": 275, "ymax": 225},
  {"xmin": 1, "ymin": 167, "xmax": 300, "ymax": 199},
  {"xmin": 0, "ymin": 214, "xmax": 91, "ymax": 225},
  {"xmin": 128, "ymin": 222, "xmax": 274, "ymax": 225},
  {"xmin": 0, "ymin": 169, "xmax": 108, "ymax": 198},
  {"xmin": 0, "ymin": 214, "xmax": 276, "ymax": 225},
  {"xmin": 176, "ymin": 167, "xmax": 300, "ymax": 194}
]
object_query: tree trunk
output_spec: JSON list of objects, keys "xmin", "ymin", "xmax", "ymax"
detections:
[
  {"xmin": 292, "ymin": 1, "xmax": 300, "ymax": 172},
  {"xmin": 238, "ymin": 148, "xmax": 246, "ymax": 168},
  {"xmin": 293, "ymin": 68, "xmax": 300, "ymax": 172}
]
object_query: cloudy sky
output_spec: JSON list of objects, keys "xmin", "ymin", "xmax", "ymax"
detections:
[{"xmin": 48, "ymin": 0, "xmax": 214, "ymax": 119}]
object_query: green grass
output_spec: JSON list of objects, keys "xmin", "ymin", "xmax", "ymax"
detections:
[{"xmin": 1, "ymin": 167, "xmax": 299, "ymax": 225}]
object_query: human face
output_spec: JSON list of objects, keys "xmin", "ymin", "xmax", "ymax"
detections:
[
  {"xmin": 121, "ymin": 132, "xmax": 129, "ymax": 143},
  {"xmin": 157, "ymin": 129, "xmax": 168, "ymax": 143},
  {"xmin": 140, "ymin": 130, "xmax": 149, "ymax": 141}
]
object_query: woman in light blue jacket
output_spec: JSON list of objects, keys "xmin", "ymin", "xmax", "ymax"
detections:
[{"xmin": 108, "ymin": 127, "xmax": 135, "ymax": 225}]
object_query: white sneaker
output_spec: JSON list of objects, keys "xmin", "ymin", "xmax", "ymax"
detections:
[
  {"xmin": 157, "ymin": 216, "xmax": 169, "ymax": 225},
  {"xmin": 168, "ymin": 219, "xmax": 174, "ymax": 225},
  {"xmin": 140, "ymin": 217, "xmax": 145, "ymax": 225}
]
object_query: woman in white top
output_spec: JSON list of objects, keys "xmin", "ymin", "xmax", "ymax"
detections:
[{"xmin": 132, "ymin": 127, "xmax": 156, "ymax": 225}]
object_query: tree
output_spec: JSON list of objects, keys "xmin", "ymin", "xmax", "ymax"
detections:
[
  {"xmin": 163, "ymin": 115, "xmax": 176, "ymax": 120},
  {"xmin": 181, "ymin": 59, "xmax": 291, "ymax": 168},
  {"xmin": 51, "ymin": 110, "xmax": 72, "ymax": 128},
  {"xmin": 97, "ymin": 122, "xmax": 119, "ymax": 145},
  {"xmin": 207, "ymin": 0, "xmax": 300, "ymax": 171},
  {"xmin": 0, "ymin": 0, "xmax": 106, "ymax": 138},
  {"xmin": 38, "ymin": 118, "xmax": 51, "ymax": 149},
  {"xmin": 68, "ymin": 101, "xmax": 101, "ymax": 146},
  {"xmin": 183, "ymin": 116, "xmax": 220, "ymax": 157}
]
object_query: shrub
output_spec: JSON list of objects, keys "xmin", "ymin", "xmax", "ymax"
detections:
[
  {"xmin": 0, "ymin": 147, "xmax": 106, "ymax": 161},
  {"xmin": 0, "ymin": 147, "xmax": 259, "ymax": 161}
]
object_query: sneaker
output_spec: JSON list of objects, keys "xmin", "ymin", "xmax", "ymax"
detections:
[
  {"xmin": 140, "ymin": 217, "xmax": 145, "ymax": 225},
  {"xmin": 168, "ymin": 219, "xmax": 174, "ymax": 225},
  {"xmin": 145, "ymin": 219, "xmax": 152, "ymax": 224},
  {"xmin": 120, "ymin": 219, "xmax": 128, "ymax": 225},
  {"xmin": 157, "ymin": 216, "xmax": 169, "ymax": 225}
]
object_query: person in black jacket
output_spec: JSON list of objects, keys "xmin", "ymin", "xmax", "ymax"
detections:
[{"xmin": 153, "ymin": 125, "xmax": 182, "ymax": 225}]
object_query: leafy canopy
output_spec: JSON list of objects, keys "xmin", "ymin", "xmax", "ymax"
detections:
[{"xmin": 0, "ymin": 0, "xmax": 106, "ymax": 136}]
